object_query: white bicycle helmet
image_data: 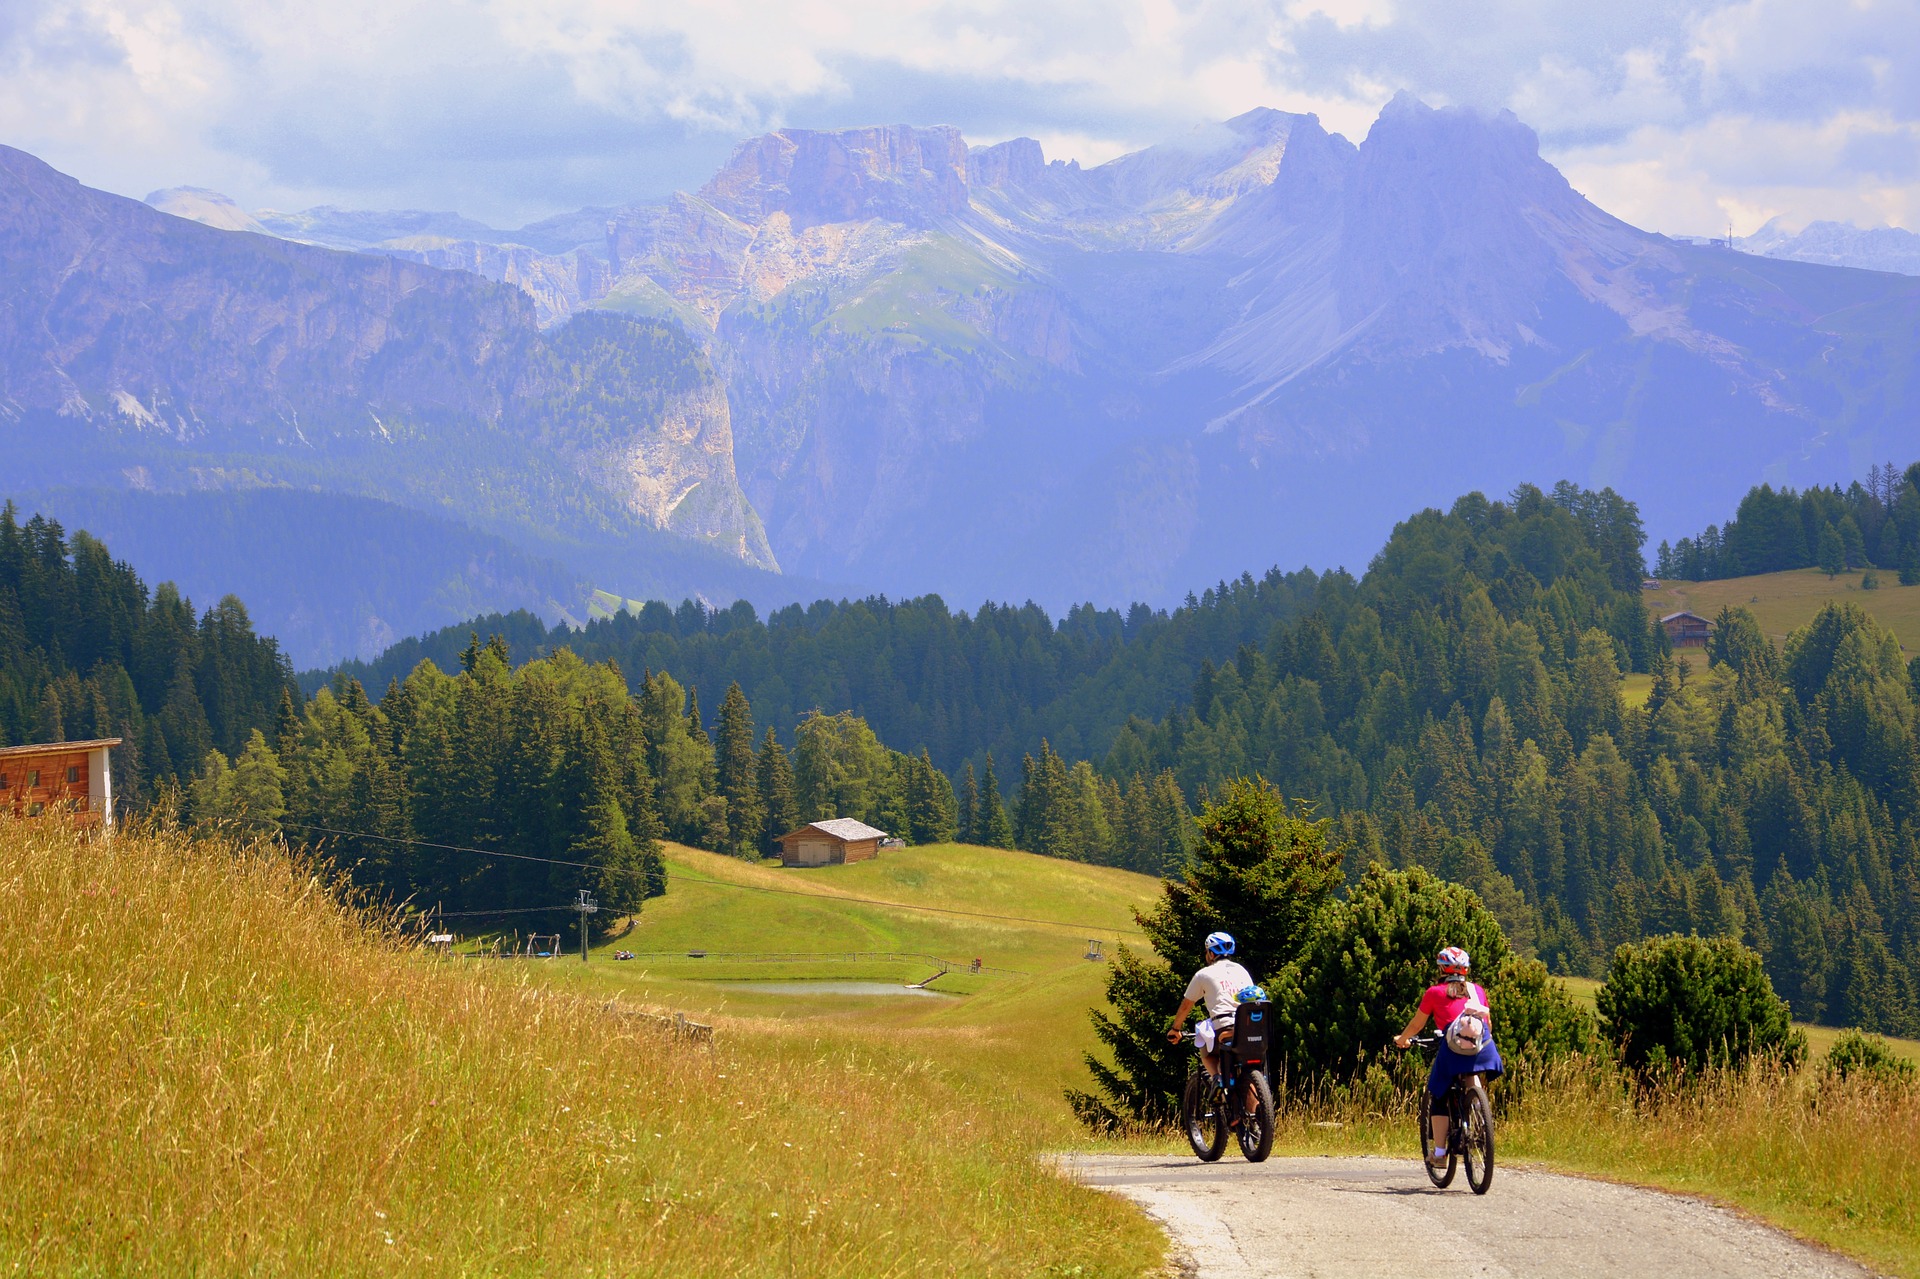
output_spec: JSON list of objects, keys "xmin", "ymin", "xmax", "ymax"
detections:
[{"xmin": 1205, "ymin": 931, "xmax": 1235, "ymax": 957}]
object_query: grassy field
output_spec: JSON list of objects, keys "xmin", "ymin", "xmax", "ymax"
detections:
[
  {"xmin": 496, "ymin": 842, "xmax": 1161, "ymax": 1126},
  {"xmin": 12, "ymin": 817, "xmax": 1918, "ymax": 1275},
  {"xmin": 1645, "ymin": 567, "xmax": 1920, "ymax": 654},
  {"xmin": 0, "ymin": 824, "xmax": 1163, "ymax": 1277}
]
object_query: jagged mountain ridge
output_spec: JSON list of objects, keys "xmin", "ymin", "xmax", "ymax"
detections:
[
  {"xmin": 580, "ymin": 97, "xmax": 1920, "ymax": 603},
  {"xmin": 22, "ymin": 97, "xmax": 1920, "ymax": 621}
]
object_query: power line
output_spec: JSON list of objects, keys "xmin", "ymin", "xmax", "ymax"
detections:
[
  {"xmin": 284, "ymin": 821, "xmax": 594, "ymax": 870},
  {"xmin": 283, "ymin": 820, "xmax": 1144, "ymax": 938}
]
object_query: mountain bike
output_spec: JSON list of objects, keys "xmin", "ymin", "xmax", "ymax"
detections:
[
  {"xmin": 1405, "ymin": 1031, "xmax": 1493, "ymax": 1193},
  {"xmin": 1176, "ymin": 1004, "xmax": 1276, "ymax": 1163}
]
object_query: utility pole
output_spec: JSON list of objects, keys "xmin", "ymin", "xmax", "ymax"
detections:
[{"xmin": 576, "ymin": 888, "xmax": 599, "ymax": 963}]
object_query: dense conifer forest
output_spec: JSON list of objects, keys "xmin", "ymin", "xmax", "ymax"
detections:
[
  {"xmin": 1656, "ymin": 460, "xmax": 1920, "ymax": 582},
  {"xmin": 12, "ymin": 476, "xmax": 1920, "ymax": 1033}
]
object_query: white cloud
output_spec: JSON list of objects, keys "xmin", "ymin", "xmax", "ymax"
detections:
[{"xmin": 0, "ymin": 0, "xmax": 1914, "ymax": 232}]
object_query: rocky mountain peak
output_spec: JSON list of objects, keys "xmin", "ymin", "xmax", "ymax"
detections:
[
  {"xmin": 968, "ymin": 137, "xmax": 1046, "ymax": 191},
  {"xmin": 699, "ymin": 124, "xmax": 971, "ymax": 229},
  {"xmin": 145, "ymin": 186, "xmax": 268, "ymax": 235}
]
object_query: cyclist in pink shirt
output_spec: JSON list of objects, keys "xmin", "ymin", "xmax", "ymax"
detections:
[{"xmin": 1394, "ymin": 945, "xmax": 1502, "ymax": 1166}]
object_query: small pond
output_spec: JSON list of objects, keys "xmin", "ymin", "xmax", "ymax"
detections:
[{"xmin": 725, "ymin": 980, "xmax": 959, "ymax": 998}]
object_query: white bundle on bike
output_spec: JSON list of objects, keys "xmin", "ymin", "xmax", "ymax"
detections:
[{"xmin": 1444, "ymin": 984, "xmax": 1490, "ymax": 1056}]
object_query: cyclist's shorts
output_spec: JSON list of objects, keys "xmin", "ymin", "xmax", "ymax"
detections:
[{"xmin": 1429, "ymin": 1039, "xmax": 1503, "ymax": 1100}]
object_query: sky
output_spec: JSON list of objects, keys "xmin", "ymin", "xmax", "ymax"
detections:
[{"xmin": 2, "ymin": 0, "xmax": 1915, "ymax": 235}]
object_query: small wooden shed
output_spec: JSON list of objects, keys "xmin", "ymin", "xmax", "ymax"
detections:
[
  {"xmin": 777, "ymin": 818, "xmax": 889, "ymax": 867},
  {"xmin": 0, "ymin": 738, "xmax": 121, "ymax": 829},
  {"xmin": 1660, "ymin": 610, "xmax": 1712, "ymax": 648}
]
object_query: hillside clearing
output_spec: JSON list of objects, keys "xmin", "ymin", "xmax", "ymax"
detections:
[
  {"xmin": 503, "ymin": 842, "xmax": 1161, "ymax": 1124},
  {"xmin": 1645, "ymin": 568, "xmax": 1920, "ymax": 653}
]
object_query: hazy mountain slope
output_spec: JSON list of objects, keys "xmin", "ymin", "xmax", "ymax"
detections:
[
  {"xmin": 8, "ymin": 488, "xmax": 588, "ymax": 665},
  {"xmin": 146, "ymin": 186, "xmax": 609, "ymax": 327},
  {"xmin": 0, "ymin": 145, "xmax": 779, "ymax": 618}
]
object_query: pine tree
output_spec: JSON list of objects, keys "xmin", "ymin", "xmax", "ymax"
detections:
[
  {"xmin": 957, "ymin": 761, "xmax": 978, "ymax": 844},
  {"xmin": 755, "ymin": 728, "xmax": 797, "ymax": 856},
  {"xmin": 977, "ymin": 753, "xmax": 1013, "ymax": 848},
  {"xmin": 903, "ymin": 747, "xmax": 957, "ymax": 844},
  {"xmin": 1818, "ymin": 523, "xmax": 1846, "ymax": 577},
  {"xmin": 714, "ymin": 683, "xmax": 762, "ymax": 857},
  {"xmin": 1068, "ymin": 776, "xmax": 1344, "ymax": 1128}
]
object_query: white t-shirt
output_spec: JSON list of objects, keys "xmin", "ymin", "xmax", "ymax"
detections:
[{"xmin": 1184, "ymin": 958, "xmax": 1254, "ymax": 1028}]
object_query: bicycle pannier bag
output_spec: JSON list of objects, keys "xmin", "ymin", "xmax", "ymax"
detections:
[
  {"xmin": 1444, "ymin": 985, "xmax": 1490, "ymax": 1056},
  {"xmin": 1232, "ymin": 1000, "xmax": 1273, "ymax": 1065}
]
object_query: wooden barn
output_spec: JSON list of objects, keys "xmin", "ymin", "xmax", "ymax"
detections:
[
  {"xmin": 0, "ymin": 738, "xmax": 120, "ymax": 829},
  {"xmin": 1661, "ymin": 610, "xmax": 1712, "ymax": 648},
  {"xmin": 777, "ymin": 818, "xmax": 889, "ymax": 867}
]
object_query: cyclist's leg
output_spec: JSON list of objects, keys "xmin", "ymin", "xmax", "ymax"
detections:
[{"xmin": 1427, "ymin": 1075, "xmax": 1452, "ymax": 1158}]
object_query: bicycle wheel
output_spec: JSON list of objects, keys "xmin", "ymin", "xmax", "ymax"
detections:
[
  {"xmin": 1181, "ymin": 1071, "xmax": 1228, "ymax": 1162},
  {"xmin": 1463, "ymin": 1080, "xmax": 1494, "ymax": 1195},
  {"xmin": 1418, "ymin": 1088, "xmax": 1455, "ymax": 1188},
  {"xmin": 1236, "ymin": 1069, "xmax": 1276, "ymax": 1163}
]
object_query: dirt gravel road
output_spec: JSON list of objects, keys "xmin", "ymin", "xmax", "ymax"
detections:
[{"xmin": 1061, "ymin": 1154, "xmax": 1875, "ymax": 1278}]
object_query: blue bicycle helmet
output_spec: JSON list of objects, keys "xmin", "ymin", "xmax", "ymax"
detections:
[
  {"xmin": 1236, "ymin": 984, "xmax": 1268, "ymax": 1003},
  {"xmin": 1205, "ymin": 931, "xmax": 1235, "ymax": 957}
]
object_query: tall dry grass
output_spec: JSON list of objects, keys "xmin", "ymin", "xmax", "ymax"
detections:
[
  {"xmin": 1260, "ymin": 1053, "xmax": 1920, "ymax": 1276},
  {"xmin": 0, "ymin": 821, "xmax": 1160, "ymax": 1277}
]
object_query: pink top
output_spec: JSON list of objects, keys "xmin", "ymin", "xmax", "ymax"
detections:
[{"xmin": 1418, "ymin": 981, "xmax": 1489, "ymax": 1029}]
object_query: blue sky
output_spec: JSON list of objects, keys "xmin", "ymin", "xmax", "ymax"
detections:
[{"xmin": 4, "ymin": 0, "xmax": 1915, "ymax": 234}]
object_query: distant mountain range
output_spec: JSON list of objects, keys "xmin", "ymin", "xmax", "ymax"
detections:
[
  {"xmin": 1737, "ymin": 218, "xmax": 1920, "ymax": 277},
  {"xmin": 8, "ymin": 96, "xmax": 1920, "ymax": 663}
]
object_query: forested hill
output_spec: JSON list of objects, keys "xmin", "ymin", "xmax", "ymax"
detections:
[
  {"xmin": 0, "ymin": 503, "xmax": 294, "ymax": 801},
  {"xmin": 1656, "ymin": 460, "xmax": 1920, "ymax": 581},
  {"xmin": 329, "ymin": 480, "xmax": 1920, "ymax": 1034},
  {"xmin": 320, "ymin": 483, "xmax": 1651, "ymax": 775}
]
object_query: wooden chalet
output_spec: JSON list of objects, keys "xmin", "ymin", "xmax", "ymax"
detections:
[
  {"xmin": 0, "ymin": 738, "xmax": 120, "ymax": 829},
  {"xmin": 1660, "ymin": 610, "xmax": 1712, "ymax": 649},
  {"xmin": 777, "ymin": 818, "xmax": 889, "ymax": 867}
]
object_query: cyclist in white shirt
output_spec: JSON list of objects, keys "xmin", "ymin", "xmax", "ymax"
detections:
[{"xmin": 1165, "ymin": 931, "xmax": 1254, "ymax": 1086}]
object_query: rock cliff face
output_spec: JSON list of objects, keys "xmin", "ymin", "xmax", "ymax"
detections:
[{"xmin": 1, "ymin": 146, "xmax": 778, "ymax": 604}]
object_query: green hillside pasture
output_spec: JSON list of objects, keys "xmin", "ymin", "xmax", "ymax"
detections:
[
  {"xmin": 0, "ymin": 823, "xmax": 1162, "ymax": 1277},
  {"xmin": 1646, "ymin": 568, "xmax": 1920, "ymax": 655},
  {"xmin": 504, "ymin": 842, "xmax": 1160, "ymax": 1135}
]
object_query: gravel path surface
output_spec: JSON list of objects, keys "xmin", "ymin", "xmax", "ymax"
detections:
[{"xmin": 1061, "ymin": 1153, "xmax": 1876, "ymax": 1279}]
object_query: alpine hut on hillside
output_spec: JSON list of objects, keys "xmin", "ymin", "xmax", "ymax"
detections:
[
  {"xmin": 1661, "ymin": 610, "xmax": 1712, "ymax": 648},
  {"xmin": 777, "ymin": 819, "xmax": 889, "ymax": 867},
  {"xmin": 0, "ymin": 738, "xmax": 120, "ymax": 829}
]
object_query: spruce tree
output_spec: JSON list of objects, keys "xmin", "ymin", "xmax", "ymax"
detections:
[
  {"xmin": 1068, "ymin": 777, "xmax": 1344, "ymax": 1129},
  {"xmin": 755, "ymin": 728, "xmax": 797, "ymax": 855},
  {"xmin": 957, "ymin": 761, "xmax": 978, "ymax": 844},
  {"xmin": 1818, "ymin": 523, "xmax": 1846, "ymax": 577},
  {"xmin": 903, "ymin": 747, "xmax": 957, "ymax": 844},
  {"xmin": 714, "ymin": 683, "xmax": 762, "ymax": 857},
  {"xmin": 977, "ymin": 753, "xmax": 1014, "ymax": 848}
]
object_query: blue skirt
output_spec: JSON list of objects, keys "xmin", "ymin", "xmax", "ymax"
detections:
[{"xmin": 1428, "ymin": 1039, "xmax": 1503, "ymax": 1100}]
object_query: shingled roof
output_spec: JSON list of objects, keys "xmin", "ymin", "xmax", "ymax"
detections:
[{"xmin": 789, "ymin": 818, "xmax": 890, "ymax": 842}]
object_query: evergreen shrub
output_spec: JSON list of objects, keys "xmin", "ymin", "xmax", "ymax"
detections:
[
  {"xmin": 1267, "ymin": 868, "xmax": 1599, "ymax": 1094},
  {"xmin": 1823, "ymin": 1029, "xmax": 1917, "ymax": 1087},
  {"xmin": 1597, "ymin": 935, "xmax": 1805, "ymax": 1078},
  {"xmin": 1067, "ymin": 777, "xmax": 1342, "ymax": 1130}
]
